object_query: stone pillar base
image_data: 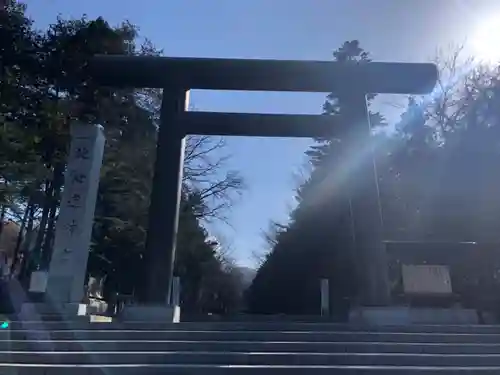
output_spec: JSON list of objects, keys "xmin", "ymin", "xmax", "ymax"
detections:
[
  {"xmin": 120, "ymin": 304, "xmax": 180, "ymax": 322},
  {"xmin": 349, "ymin": 306, "xmax": 478, "ymax": 325},
  {"xmin": 20, "ymin": 302, "xmax": 88, "ymax": 321}
]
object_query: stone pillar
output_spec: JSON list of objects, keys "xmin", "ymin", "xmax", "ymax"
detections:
[
  {"xmin": 24, "ymin": 124, "xmax": 105, "ymax": 316},
  {"xmin": 320, "ymin": 278, "xmax": 329, "ymax": 316},
  {"xmin": 342, "ymin": 94, "xmax": 390, "ymax": 306}
]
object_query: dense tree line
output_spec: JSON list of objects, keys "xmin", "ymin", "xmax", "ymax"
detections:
[
  {"xmin": 247, "ymin": 41, "xmax": 500, "ymax": 317},
  {"xmin": 0, "ymin": 3, "xmax": 244, "ymax": 313}
]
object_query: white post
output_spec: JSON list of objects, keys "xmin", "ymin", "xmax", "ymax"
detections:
[
  {"xmin": 320, "ymin": 278, "xmax": 330, "ymax": 316},
  {"xmin": 171, "ymin": 276, "xmax": 180, "ymax": 306},
  {"xmin": 45, "ymin": 124, "xmax": 105, "ymax": 309}
]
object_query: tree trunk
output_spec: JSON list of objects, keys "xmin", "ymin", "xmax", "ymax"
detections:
[
  {"xmin": 32, "ymin": 179, "xmax": 53, "ymax": 268},
  {"xmin": 18, "ymin": 204, "xmax": 35, "ymax": 284},
  {"xmin": 10, "ymin": 199, "xmax": 31, "ymax": 275},
  {"xmin": 0, "ymin": 204, "xmax": 6, "ymax": 238},
  {"xmin": 41, "ymin": 163, "xmax": 64, "ymax": 268}
]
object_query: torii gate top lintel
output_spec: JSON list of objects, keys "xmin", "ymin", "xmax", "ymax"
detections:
[{"xmin": 90, "ymin": 55, "xmax": 438, "ymax": 95}]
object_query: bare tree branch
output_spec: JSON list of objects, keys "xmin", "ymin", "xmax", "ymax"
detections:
[{"xmin": 135, "ymin": 88, "xmax": 246, "ymax": 223}]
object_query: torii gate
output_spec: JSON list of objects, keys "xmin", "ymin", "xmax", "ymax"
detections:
[{"xmin": 89, "ymin": 56, "xmax": 437, "ymax": 317}]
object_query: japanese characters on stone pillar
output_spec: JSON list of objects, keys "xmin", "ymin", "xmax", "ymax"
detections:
[{"xmin": 45, "ymin": 124, "xmax": 105, "ymax": 306}]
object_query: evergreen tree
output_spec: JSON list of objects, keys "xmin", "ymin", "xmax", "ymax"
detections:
[
  {"xmin": 0, "ymin": 4, "xmax": 244, "ymax": 314},
  {"xmin": 247, "ymin": 41, "xmax": 385, "ymax": 318}
]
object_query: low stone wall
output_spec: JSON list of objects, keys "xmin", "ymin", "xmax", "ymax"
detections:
[
  {"xmin": 349, "ymin": 306, "xmax": 479, "ymax": 325},
  {"xmin": 182, "ymin": 313, "xmax": 343, "ymax": 322}
]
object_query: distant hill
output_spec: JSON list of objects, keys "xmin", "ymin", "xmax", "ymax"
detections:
[{"xmin": 235, "ymin": 266, "xmax": 256, "ymax": 288}]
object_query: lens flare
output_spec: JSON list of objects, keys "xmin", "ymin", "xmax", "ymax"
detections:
[{"xmin": 471, "ymin": 13, "xmax": 500, "ymax": 63}]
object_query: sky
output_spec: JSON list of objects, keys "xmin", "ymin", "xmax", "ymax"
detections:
[{"xmin": 24, "ymin": 0, "xmax": 500, "ymax": 267}]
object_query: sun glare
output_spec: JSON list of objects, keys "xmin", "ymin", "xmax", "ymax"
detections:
[{"xmin": 471, "ymin": 13, "xmax": 500, "ymax": 63}]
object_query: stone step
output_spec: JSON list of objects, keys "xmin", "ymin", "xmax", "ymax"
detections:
[
  {"xmin": 5, "ymin": 339, "xmax": 500, "ymax": 354},
  {"xmin": 6, "ymin": 351, "xmax": 500, "ymax": 366},
  {"xmin": 7, "ymin": 364, "xmax": 500, "ymax": 375},
  {"xmin": 8, "ymin": 321, "xmax": 500, "ymax": 333},
  {"xmin": 6, "ymin": 321, "xmax": 500, "ymax": 373},
  {"xmin": 5, "ymin": 329, "xmax": 500, "ymax": 343}
]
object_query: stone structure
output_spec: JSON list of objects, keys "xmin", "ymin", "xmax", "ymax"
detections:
[
  {"xmin": 402, "ymin": 264, "xmax": 452, "ymax": 296},
  {"xmin": 22, "ymin": 124, "xmax": 105, "ymax": 317},
  {"xmin": 387, "ymin": 241, "xmax": 500, "ymax": 310},
  {"xmin": 86, "ymin": 56, "xmax": 438, "ymax": 320},
  {"xmin": 350, "ymin": 241, "xmax": 500, "ymax": 325}
]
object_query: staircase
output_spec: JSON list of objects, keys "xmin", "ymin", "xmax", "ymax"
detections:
[{"xmin": 4, "ymin": 321, "xmax": 500, "ymax": 374}]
